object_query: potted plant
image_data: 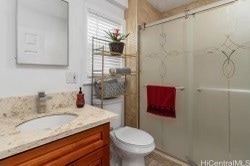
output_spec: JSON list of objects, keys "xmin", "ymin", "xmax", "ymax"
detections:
[{"xmin": 105, "ymin": 29, "xmax": 129, "ymax": 55}]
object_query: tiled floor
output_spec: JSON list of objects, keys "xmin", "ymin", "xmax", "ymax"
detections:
[{"xmin": 145, "ymin": 152, "xmax": 183, "ymax": 166}]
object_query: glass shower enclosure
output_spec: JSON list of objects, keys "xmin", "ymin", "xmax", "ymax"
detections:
[{"xmin": 139, "ymin": 0, "xmax": 250, "ymax": 163}]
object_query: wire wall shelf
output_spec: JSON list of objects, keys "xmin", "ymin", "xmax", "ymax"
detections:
[{"xmin": 91, "ymin": 37, "xmax": 138, "ymax": 109}]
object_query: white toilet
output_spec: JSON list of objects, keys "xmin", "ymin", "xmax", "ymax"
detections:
[
  {"xmin": 110, "ymin": 126, "xmax": 155, "ymax": 166},
  {"xmin": 94, "ymin": 97, "xmax": 155, "ymax": 166}
]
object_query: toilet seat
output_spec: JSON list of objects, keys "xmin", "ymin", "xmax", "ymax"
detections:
[
  {"xmin": 114, "ymin": 126, "xmax": 154, "ymax": 147},
  {"xmin": 110, "ymin": 126, "xmax": 155, "ymax": 164}
]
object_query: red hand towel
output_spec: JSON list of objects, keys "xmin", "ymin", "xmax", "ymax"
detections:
[{"xmin": 147, "ymin": 85, "xmax": 176, "ymax": 118}]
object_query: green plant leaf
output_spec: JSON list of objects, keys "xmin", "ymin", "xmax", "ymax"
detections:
[{"xmin": 104, "ymin": 30, "xmax": 129, "ymax": 42}]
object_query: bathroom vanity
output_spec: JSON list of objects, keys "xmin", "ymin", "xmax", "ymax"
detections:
[
  {"xmin": 0, "ymin": 123, "xmax": 109, "ymax": 165},
  {"xmin": 0, "ymin": 105, "xmax": 118, "ymax": 166}
]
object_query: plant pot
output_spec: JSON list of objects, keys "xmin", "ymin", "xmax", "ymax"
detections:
[{"xmin": 109, "ymin": 42, "xmax": 125, "ymax": 56}]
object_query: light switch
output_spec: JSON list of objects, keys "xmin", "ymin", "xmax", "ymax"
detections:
[
  {"xmin": 66, "ymin": 72, "xmax": 78, "ymax": 84},
  {"xmin": 73, "ymin": 73, "xmax": 78, "ymax": 84}
]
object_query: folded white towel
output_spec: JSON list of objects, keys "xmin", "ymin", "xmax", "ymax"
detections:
[{"xmin": 109, "ymin": 67, "xmax": 132, "ymax": 75}]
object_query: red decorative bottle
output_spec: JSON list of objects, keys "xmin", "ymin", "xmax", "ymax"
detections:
[{"xmin": 76, "ymin": 87, "xmax": 85, "ymax": 108}]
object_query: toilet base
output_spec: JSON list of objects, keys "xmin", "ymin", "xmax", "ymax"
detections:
[{"xmin": 122, "ymin": 157, "xmax": 145, "ymax": 166}]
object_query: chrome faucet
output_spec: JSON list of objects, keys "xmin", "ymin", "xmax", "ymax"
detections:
[{"xmin": 37, "ymin": 91, "xmax": 52, "ymax": 113}]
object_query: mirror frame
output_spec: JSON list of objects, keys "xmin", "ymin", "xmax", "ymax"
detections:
[{"xmin": 16, "ymin": 0, "xmax": 69, "ymax": 66}]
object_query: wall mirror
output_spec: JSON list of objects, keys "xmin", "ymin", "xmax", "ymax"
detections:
[{"xmin": 16, "ymin": 0, "xmax": 69, "ymax": 66}]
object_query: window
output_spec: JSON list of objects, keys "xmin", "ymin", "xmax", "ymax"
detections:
[{"xmin": 87, "ymin": 9, "xmax": 123, "ymax": 76}]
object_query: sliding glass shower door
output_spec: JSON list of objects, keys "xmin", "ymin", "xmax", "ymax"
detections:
[
  {"xmin": 193, "ymin": 0, "xmax": 250, "ymax": 161},
  {"xmin": 140, "ymin": 17, "xmax": 191, "ymax": 160},
  {"xmin": 139, "ymin": 0, "xmax": 250, "ymax": 163}
]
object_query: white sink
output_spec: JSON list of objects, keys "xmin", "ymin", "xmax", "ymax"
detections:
[{"xmin": 16, "ymin": 114, "xmax": 77, "ymax": 132}]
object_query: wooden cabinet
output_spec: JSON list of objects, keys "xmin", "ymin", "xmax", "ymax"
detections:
[
  {"xmin": 0, "ymin": 123, "xmax": 110, "ymax": 166},
  {"xmin": 69, "ymin": 145, "xmax": 109, "ymax": 166}
]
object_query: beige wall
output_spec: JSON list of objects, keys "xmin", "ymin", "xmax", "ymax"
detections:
[
  {"xmin": 124, "ymin": 0, "xmax": 138, "ymax": 127},
  {"xmin": 138, "ymin": 0, "xmax": 162, "ymax": 25},
  {"xmin": 124, "ymin": 0, "xmax": 161, "ymax": 128}
]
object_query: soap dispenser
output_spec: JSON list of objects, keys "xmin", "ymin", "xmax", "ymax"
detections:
[{"xmin": 76, "ymin": 87, "xmax": 85, "ymax": 108}]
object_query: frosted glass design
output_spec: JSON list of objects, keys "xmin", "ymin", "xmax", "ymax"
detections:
[
  {"xmin": 194, "ymin": 0, "xmax": 250, "ymax": 161},
  {"xmin": 140, "ymin": 0, "xmax": 250, "ymax": 163},
  {"xmin": 140, "ymin": 18, "xmax": 190, "ymax": 160}
]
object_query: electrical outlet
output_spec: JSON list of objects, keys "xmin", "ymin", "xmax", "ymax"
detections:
[{"xmin": 66, "ymin": 72, "xmax": 78, "ymax": 84}]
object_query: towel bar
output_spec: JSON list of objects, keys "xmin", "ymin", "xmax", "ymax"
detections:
[
  {"xmin": 143, "ymin": 84, "xmax": 185, "ymax": 91},
  {"xmin": 197, "ymin": 87, "xmax": 250, "ymax": 93}
]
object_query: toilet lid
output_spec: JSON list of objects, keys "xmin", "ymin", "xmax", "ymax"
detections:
[{"xmin": 114, "ymin": 126, "xmax": 154, "ymax": 147}]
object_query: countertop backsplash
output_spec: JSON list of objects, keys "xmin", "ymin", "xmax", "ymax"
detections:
[{"xmin": 0, "ymin": 91, "xmax": 77, "ymax": 118}]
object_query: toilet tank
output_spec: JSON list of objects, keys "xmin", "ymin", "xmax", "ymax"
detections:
[{"xmin": 93, "ymin": 97, "xmax": 124, "ymax": 129}]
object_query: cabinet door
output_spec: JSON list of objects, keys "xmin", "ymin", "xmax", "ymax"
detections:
[
  {"xmin": 73, "ymin": 145, "xmax": 109, "ymax": 166},
  {"xmin": 0, "ymin": 123, "xmax": 110, "ymax": 166}
]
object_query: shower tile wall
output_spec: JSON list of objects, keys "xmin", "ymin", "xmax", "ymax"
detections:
[{"xmin": 125, "ymin": 0, "xmax": 162, "ymax": 128}]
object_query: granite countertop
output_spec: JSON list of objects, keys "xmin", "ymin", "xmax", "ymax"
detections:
[{"xmin": 0, "ymin": 104, "xmax": 118, "ymax": 160}]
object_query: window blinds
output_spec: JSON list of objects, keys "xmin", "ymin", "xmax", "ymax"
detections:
[{"xmin": 87, "ymin": 10, "xmax": 123, "ymax": 76}]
